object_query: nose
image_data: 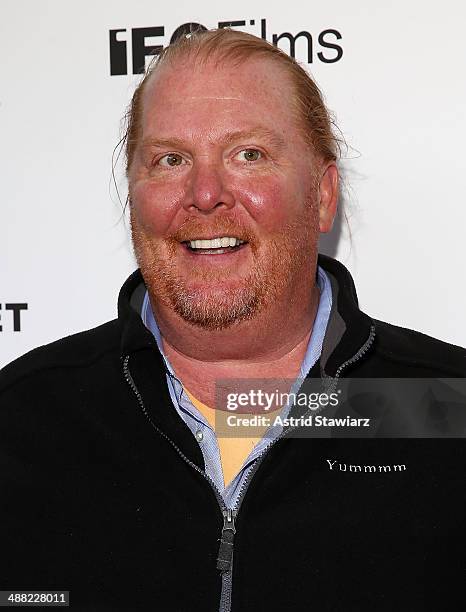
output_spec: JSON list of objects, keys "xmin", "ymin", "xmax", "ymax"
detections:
[{"xmin": 183, "ymin": 159, "xmax": 235, "ymax": 213}]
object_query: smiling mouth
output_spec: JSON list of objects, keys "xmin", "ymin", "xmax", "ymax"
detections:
[{"xmin": 182, "ymin": 236, "xmax": 247, "ymax": 255}]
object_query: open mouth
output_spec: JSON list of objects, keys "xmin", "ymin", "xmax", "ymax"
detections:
[{"xmin": 182, "ymin": 236, "xmax": 248, "ymax": 255}]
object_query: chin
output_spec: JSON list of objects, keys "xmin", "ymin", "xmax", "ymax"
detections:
[{"xmin": 170, "ymin": 285, "xmax": 262, "ymax": 331}]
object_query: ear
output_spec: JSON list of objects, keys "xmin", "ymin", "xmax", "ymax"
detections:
[{"xmin": 318, "ymin": 162, "xmax": 339, "ymax": 233}]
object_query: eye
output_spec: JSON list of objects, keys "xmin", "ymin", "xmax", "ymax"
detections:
[
  {"xmin": 235, "ymin": 148, "xmax": 262, "ymax": 162},
  {"xmin": 158, "ymin": 153, "xmax": 186, "ymax": 167}
]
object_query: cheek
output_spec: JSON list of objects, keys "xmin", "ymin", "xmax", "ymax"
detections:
[
  {"xmin": 236, "ymin": 176, "xmax": 307, "ymax": 232},
  {"xmin": 130, "ymin": 180, "xmax": 185, "ymax": 235}
]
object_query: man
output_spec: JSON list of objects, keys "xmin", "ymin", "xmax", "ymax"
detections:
[{"xmin": 1, "ymin": 29, "xmax": 465, "ymax": 611}]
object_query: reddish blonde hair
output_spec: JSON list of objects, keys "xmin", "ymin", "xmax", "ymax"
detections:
[{"xmin": 124, "ymin": 28, "xmax": 341, "ymax": 176}]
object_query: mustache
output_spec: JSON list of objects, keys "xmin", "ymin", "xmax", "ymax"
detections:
[{"xmin": 167, "ymin": 217, "xmax": 257, "ymax": 245}]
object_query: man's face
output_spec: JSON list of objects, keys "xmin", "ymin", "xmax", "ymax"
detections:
[{"xmin": 129, "ymin": 56, "xmax": 323, "ymax": 330}]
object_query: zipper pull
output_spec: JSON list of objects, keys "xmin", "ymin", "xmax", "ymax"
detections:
[{"xmin": 216, "ymin": 508, "xmax": 236, "ymax": 572}]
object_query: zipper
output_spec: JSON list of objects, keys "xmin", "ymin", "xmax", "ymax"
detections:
[
  {"xmin": 217, "ymin": 510, "xmax": 236, "ymax": 612},
  {"xmin": 217, "ymin": 508, "xmax": 236, "ymax": 571},
  {"xmin": 122, "ymin": 323, "xmax": 376, "ymax": 612}
]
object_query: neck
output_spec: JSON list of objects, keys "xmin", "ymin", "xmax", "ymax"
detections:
[{"xmin": 149, "ymin": 271, "xmax": 320, "ymax": 408}]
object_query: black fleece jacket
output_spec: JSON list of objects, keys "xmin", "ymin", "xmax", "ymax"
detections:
[{"xmin": 0, "ymin": 255, "xmax": 465, "ymax": 612}]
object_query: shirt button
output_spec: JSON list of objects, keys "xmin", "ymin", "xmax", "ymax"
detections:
[{"xmin": 195, "ymin": 430, "xmax": 204, "ymax": 441}]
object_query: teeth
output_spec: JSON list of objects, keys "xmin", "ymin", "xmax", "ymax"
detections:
[{"xmin": 188, "ymin": 236, "xmax": 245, "ymax": 250}]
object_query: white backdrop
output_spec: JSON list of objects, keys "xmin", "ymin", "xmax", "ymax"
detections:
[{"xmin": 2, "ymin": 0, "xmax": 465, "ymax": 368}]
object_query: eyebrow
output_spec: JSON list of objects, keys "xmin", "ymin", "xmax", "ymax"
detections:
[
  {"xmin": 222, "ymin": 128, "xmax": 286, "ymax": 149},
  {"xmin": 141, "ymin": 127, "xmax": 287, "ymax": 151}
]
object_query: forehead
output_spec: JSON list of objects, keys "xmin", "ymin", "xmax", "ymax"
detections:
[{"xmin": 140, "ymin": 56, "xmax": 300, "ymax": 142}]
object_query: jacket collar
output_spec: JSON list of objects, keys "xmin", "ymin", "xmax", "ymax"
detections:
[
  {"xmin": 118, "ymin": 268, "xmax": 157, "ymax": 355},
  {"xmin": 117, "ymin": 254, "xmax": 375, "ymax": 377},
  {"xmin": 316, "ymin": 254, "xmax": 374, "ymax": 377}
]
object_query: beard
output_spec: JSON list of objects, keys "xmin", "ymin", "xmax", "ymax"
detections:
[{"xmin": 130, "ymin": 203, "xmax": 318, "ymax": 331}]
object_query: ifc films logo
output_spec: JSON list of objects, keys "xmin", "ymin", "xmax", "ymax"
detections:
[{"xmin": 109, "ymin": 18, "xmax": 343, "ymax": 75}]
